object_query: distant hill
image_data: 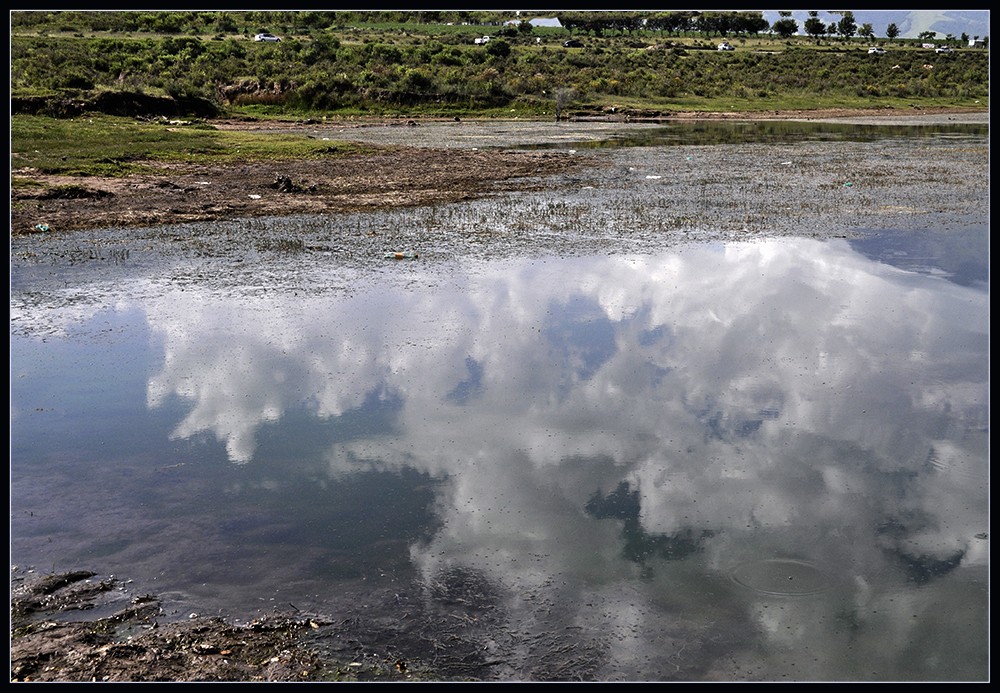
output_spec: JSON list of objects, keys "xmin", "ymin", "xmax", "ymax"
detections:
[{"xmin": 760, "ymin": 10, "xmax": 989, "ymax": 40}]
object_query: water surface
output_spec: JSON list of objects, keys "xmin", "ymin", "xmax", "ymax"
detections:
[{"xmin": 10, "ymin": 223, "xmax": 988, "ymax": 681}]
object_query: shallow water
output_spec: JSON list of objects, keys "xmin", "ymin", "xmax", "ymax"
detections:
[
  {"xmin": 9, "ymin": 122, "xmax": 989, "ymax": 682},
  {"xmin": 260, "ymin": 115, "xmax": 989, "ymax": 151}
]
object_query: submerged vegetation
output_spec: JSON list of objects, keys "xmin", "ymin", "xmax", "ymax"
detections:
[{"xmin": 9, "ymin": 10, "xmax": 990, "ymax": 120}]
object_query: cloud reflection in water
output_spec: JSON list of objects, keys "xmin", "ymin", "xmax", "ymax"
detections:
[{"xmin": 135, "ymin": 236, "xmax": 987, "ymax": 679}]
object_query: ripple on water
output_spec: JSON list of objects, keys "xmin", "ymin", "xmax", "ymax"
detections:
[{"xmin": 729, "ymin": 558, "xmax": 830, "ymax": 596}]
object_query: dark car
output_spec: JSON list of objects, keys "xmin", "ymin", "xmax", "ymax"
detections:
[{"xmin": 563, "ymin": 39, "xmax": 584, "ymax": 48}]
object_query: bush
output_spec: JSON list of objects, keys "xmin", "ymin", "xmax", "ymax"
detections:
[
  {"xmin": 57, "ymin": 71, "xmax": 95, "ymax": 90},
  {"xmin": 485, "ymin": 38, "xmax": 511, "ymax": 59}
]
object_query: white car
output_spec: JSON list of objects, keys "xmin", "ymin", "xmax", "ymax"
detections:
[
  {"xmin": 717, "ymin": 42, "xmax": 734, "ymax": 51},
  {"xmin": 254, "ymin": 33, "xmax": 281, "ymax": 42},
  {"xmin": 934, "ymin": 46, "xmax": 953, "ymax": 54},
  {"xmin": 867, "ymin": 47, "xmax": 886, "ymax": 54}
]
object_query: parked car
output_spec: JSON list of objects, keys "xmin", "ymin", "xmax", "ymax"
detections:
[
  {"xmin": 473, "ymin": 35, "xmax": 491, "ymax": 45},
  {"xmin": 563, "ymin": 39, "xmax": 584, "ymax": 48},
  {"xmin": 254, "ymin": 32, "xmax": 281, "ymax": 42},
  {"xmin": 867, "ymin": 46, "xmax": 886, "ymax": 54},
  {"xmin": 934, "ymin": 46, "xmax": 953, "ymax": 54},
  {"xmin": 717, "ymin": 42, "xmax": 734, "ymax": 51}
]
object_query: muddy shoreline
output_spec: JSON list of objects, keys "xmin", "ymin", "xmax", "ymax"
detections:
[
  {"xmin": 10, "ymin": 147, "xmax": 590, "ymax": 236},
  {"xmin": 10, "ymin": 108, "xmax": 987, "ymax": 238}
]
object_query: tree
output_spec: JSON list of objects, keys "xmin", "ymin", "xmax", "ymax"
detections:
[
  {"xmin": 804, "ymin": 12, "xmax": 826, "ymax": 41},
  {"xmin": 859, "ymin": 23, "xmax": 874, "ymax": 41},
  {"xmin": 886, "ymin": 23, "xmax": 900, "ymax": 40},
  {"xmin": 836, "ymin": 11, "xmax": 857, "ymax": 40},
  {"xmin": 738, "ymin": 11, "xmax": 770, "ymax": 36},
  {"xmin": 918, "ymin": 31, "xmax": 937, "ymax": 41},
  {"xmin": 695, "ymin": 12, "xmax": 733, "ymax": 37},
  {"xmin": 771, "ymin": 18, "xmax": 798, "ymax": 39},
  {"xmin": 646, "ymin": 11, "xmax": 695, "ymax": 35}
]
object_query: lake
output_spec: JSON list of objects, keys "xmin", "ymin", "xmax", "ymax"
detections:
[{"xmin": 9, "ymin": 121, "xmax": 989, "ymax": 682}]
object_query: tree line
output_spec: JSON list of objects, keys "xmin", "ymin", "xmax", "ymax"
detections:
[{"xmin": 12, "ymin": 10, "xmax": 983, "ymax": 43}]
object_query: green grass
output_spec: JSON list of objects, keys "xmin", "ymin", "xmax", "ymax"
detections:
[{"xmin": 11, "ymin": 114, "xmax": 373, "ymax": 177}]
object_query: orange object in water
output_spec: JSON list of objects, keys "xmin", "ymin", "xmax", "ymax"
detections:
[{"xmin": 386, "ymin": 251, "xmax": 419, "ymax": 259}]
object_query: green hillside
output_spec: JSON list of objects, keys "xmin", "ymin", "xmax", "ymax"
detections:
[{"xmin": 10, "ymin": 10, "xmax": 989, "ymax": 120}]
